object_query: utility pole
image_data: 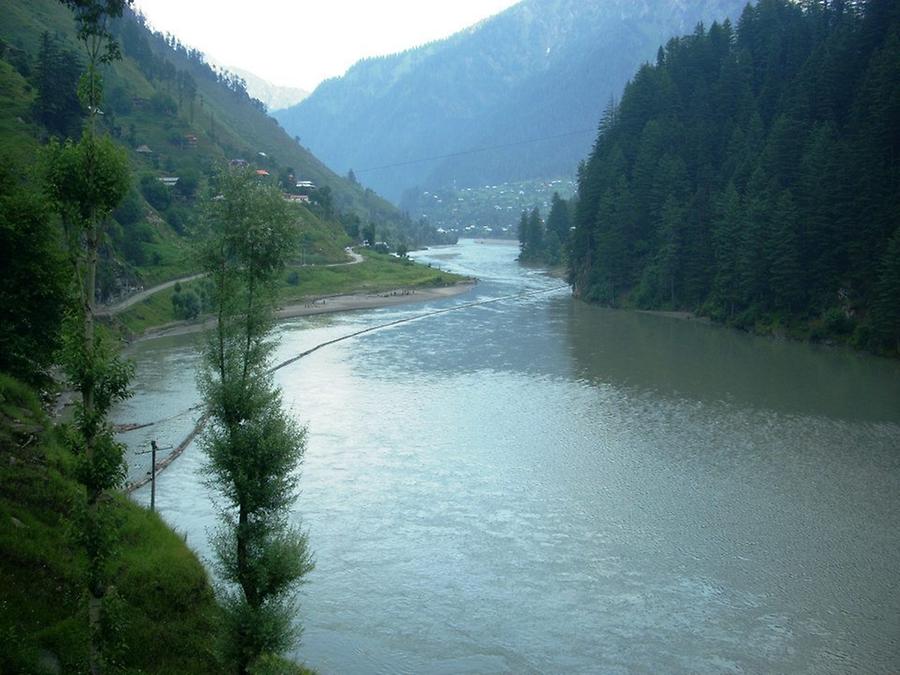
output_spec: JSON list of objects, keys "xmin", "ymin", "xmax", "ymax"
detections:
[
  {"xmin": 137, "ymin": 440, "xmax": 170, "ymax": 512},
  {"xmin": 150, "ymin": 440, "xmax": 158, "ymax": 512}
]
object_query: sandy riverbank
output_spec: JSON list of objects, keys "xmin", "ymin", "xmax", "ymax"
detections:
[{"xmin": 134, "ymin": 282, "xmax": 476, "ymax": 343}]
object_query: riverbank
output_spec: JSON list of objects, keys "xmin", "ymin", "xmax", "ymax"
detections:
[
  {"xmin": 114, "ymin": 250, "xmax": 472, "ymax": 337},
  {"xmin": 134, "ymin": 282, "xmax": 476, "ymax": 342},
  {"xmin": 636, "ymin": 308, "xmax": 712, "ymax": 323}
]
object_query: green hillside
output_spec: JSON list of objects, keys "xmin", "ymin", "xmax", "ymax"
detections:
[
  {"xmin": 0, "ymin": 0, "xmax": 412, "ymax": 299},
  {"xmin": 0, "ymin": 374, "xmax": 221, "ymax": 674}
]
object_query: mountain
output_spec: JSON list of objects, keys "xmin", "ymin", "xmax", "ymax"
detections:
[
  {"xmin": 567, "ymin": 0, "xmax": 900, "ymax": 354},
  {"xmin": 0, "ymin": 0, "xmax": 406, "ymax": 298},
  {"xmin": 274, "ymin": 0, "xmax": 748, "ymax": 203},
  {"xmin": 227, "ymin": 65, "xmax": 308, "ymax": 111}
]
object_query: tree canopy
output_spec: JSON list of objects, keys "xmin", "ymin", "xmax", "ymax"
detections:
[{"xmin": 568, "ymin": 0, "xmax": 900, "ymax": 352}]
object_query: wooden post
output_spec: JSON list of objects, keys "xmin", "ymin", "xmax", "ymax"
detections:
[{"xmin": 150, "ymin": 440, "xmax": 158, "ymax": 512}]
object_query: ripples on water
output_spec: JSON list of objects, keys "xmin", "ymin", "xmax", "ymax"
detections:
[{"xmin": 115, "ymin": 240, "xmax": 900, "ymax": 674}]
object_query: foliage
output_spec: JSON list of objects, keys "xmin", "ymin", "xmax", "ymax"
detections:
[
  {"xmin": 0, "ymin": 166, "xmax": 70, "ymax": 384},
  {"xmin": 39, "ymin": 2, "xmax": 134, "ymax": 670},
  {"xmin": 171, "ymin": 287, "xmax": 201, "ymax": 319},
  {"xmin": 112, "ymin": 186, "xmax": 143, "ymax": 225},
  {"xmin": 198, "ymin": 169, "xmax": 313, "ymax": 673},
  {"xmin": 3, "ymin": 0, "xmax": 401, "ymax": 297},
  {"xmin": 0, "ymin": 374, "xmax": 222, "ymax": 674},
  {"xmin": 568, "ymin": 0, "xmax": 900, "ymax": 352},
  {"xmin": 31, "ymin": 31, "xmax": 83, "ymax": 138},
  {"xmin": 43, "ymin": 132, "xmax": 130, "ymax": 228},
  {"xmin": 139, "ymin": 172, "xmax": 171, "ymax": 211}
]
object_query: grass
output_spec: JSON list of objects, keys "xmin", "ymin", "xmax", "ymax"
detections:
[
  {"xmin": 279, "ymin": 249, "xmax": 467, "ymax": 301},
  {"xmin": 113, "ymin": 251, "xmax": 470, "ymax": 336},
  {"xmin": 0, "ymin": 373, "xmax": 222, "ymax": 674}
]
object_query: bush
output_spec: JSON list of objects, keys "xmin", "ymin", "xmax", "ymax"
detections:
[
  {"xmin": 823, "ymin": 307, "xmax": 854, "ymax": 335},
  {"xmin": 113, "ymin": 189, "xmax": 144, "ymax": 226},
  {"xmin": 175, "ymin": 169, "xmax": 200, "ymax": 199},
  {"xmin": 165, "ymin": 206, "xmax": 188, "ymax": 234},
  {"xmin": 139, "ymin": 174, "xmax": 171, "ymax": 211},
  {"xmin": 171, "ymin": 290, "xmax": 201, "ymax": 320},
  {"xmin": 149, "ymin": 91, "xmax": 177, "ymax": 116}
]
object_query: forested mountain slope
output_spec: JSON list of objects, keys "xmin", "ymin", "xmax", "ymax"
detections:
[
  {"xmin": 0, "ymin": 0, "xmax": 405, "ymax": 298},
  {"xmin": 274, "ymin": 0, "xmax": 747, "ymax": 202},
  {"xmin": 568, "ymin": 0, "xmax": 900, "ymax": 353}
]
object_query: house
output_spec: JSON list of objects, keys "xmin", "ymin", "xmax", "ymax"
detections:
[
  {"xmin": 184, "ymin": 134, "xmax": 198, "ymax": 147},
  {"xmin": 295, "ymin": 180, "xmax": 316, "ymax": 190},
  {"xmin": 135, "ymin": 144, "xmax": 152, "ymax": 154},
  {"xmin": 158, "ymin": 176, "xmax": 179, "ymax": 187},
  {"xmin": 255, "ymin": 169, "xmax": 270, "ymax": 177},
  {"xmin": 284, "ymin": 194, "xmax": 311, "ymax": 204},
  {"xmin": 229, "ymin": 158, "xmax": 248, "ymax": 168}
]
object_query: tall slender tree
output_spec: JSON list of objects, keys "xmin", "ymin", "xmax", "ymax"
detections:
[
  {"xmin": 43, "ymin": 2, "xmax": 133, "ymax": 672},
  {"xmin": 198, "ymin": 169, "xmax": 313, "ymax": 674}
]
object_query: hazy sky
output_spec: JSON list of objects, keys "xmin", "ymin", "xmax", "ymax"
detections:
[{"xmin": 134, "ymin": 0, "xmax": 520, "ymax": 92}]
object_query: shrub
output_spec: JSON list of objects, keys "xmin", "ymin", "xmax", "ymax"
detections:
[
  {"xmin": 171, "ymin": 290, "xmax": 200, "ymax": 320},
  {"xmin": 139, "ymin": 174, "xmax": 171, "ymax": 211}
]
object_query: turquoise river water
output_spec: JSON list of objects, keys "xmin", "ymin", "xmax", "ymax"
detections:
[{"xmin": 114, "ymin": 239, "xmax": 900, "ymax": 674}]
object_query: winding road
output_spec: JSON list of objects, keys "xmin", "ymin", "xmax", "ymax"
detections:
[{"xmin": 99, "ymin": 249, "xmax": 364, "ymax": 317}]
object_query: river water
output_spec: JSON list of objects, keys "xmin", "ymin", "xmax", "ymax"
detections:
[{"xmin": 114, "ymin": 239, "xmax": 900, "ymax": 674}]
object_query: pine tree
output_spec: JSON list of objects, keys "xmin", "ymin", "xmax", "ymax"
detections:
[
  {"xmin": 767, "ymin": 190, "xmax": 804, "ymax": 312},
  {"xmin": 872, "ymin": 227, "xmax": 900, "ymax": 352},
  {"xmin": 32, "ymin": 32, "xmax": 84, "ymax": 138},
  {"xmin": 656, "ymin": 195, "xmax": 684, "ymax": 307},
  {"xmin": 527, "ymin": 207, "xmax": 544, "ymax": 259},
  {"xmin": 712, "ymin": 182, "xmax": 744, "ymax": 317}
]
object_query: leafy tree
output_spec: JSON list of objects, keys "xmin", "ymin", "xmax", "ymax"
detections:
[
  {"xmin": 139, "ymin": 173, "xmax": 171, "ymax": 211},
  {"xmin": 361, "ymin": 222, "xmax": 376, "ymax": 246},
  {"xmin": 197, "ymin": 169, "xmax": 313, "ymax": 674},
  {"xmin": 43, "ymin": 2, "xmax": 134, "ymax": 671},
  {"xmin": 112, "ymin": 187, "xmax": 143, "ymax": 225},
  {"xmin": 171, "ymin": 288, "xmax": 201, "ymax": 319},
  {"xmin": 0, "ymin": 168, "xmax": 69, "ymax": 384}
]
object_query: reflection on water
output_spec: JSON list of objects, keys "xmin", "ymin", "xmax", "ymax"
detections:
[
  {"xmin": 566, "ymin": 301, "xmax": 900, "ymax": 422},
  {"xmin": 116, "ymin": 240, "xmax": 900, "ymax": 674}
]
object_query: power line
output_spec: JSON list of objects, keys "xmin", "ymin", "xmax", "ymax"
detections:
[{"xmin": 354, "ymin": 128, "xmax": 596, "ymax": 174}]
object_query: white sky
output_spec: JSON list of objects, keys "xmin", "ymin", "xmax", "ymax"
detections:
[{"xmin": 134, "ymin": 0, "xmax": 521, "ymax": 92}]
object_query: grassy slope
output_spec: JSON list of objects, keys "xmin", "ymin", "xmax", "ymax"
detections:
[
  {"xmin": 0, "ymin": 60, "xmax": 39, "ymax": 167},
  {"xmin": 0, "ymin": 0, "xmax": 396, "ymax": 289},
  {"xmin": 115, "ymin": 250, "xmax": 470, "ymax": 335},
  {"xmin": 0, "ymin": 374, "xmax": 220, "ymax": 674}
]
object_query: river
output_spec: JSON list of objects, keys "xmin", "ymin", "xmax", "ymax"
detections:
[{"xmin": 114, "ymin": 239, "xmax": 900, "ymax": 674}]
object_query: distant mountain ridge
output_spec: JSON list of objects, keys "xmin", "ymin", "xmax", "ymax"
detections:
[
  {"xmin": 226, "ymin": 66, "xmax": 308, "ymax": 112},
  {"xmin": 275, "ymin": 0, "xmax": 748, "ymax": 203}
]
